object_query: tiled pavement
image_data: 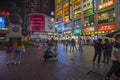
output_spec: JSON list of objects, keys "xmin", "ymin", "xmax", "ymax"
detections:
[{"xmin": 0, "ymin": 44, "xmax": 115, "ymax": 80}]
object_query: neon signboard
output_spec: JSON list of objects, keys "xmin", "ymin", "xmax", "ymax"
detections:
[
  {"xmin": 98, "ymin": 24, "xmax": 115, "ymax": 31},
  {"xmin": 73, "ymin": 29, "xmax": 82, "ymax": 34},
  {"xmin": 98, "ymin": 0, "xmax": 114, "ymax": 9},
  {"xmin": 0, "ymin": 16, "xmax": 6, "ymax": 28}
]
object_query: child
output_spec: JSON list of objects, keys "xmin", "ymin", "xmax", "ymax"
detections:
[
  {"xmin": 52, "ymin": 48, "xmax": 58, "ymax": 61},
  {"xmin": 43, "ymin": 47, "xmax": 53, "ymax": 62}
]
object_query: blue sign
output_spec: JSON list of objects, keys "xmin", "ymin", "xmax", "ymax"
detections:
[{"xmin": 0, "ymin": 16, "xmax": 5, "ymax": 28}]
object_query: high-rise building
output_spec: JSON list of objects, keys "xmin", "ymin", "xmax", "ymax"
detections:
[
  {"xmin": 55, "ymin": 0, "xmax": 120, "ymax": 41},
  {"xmin": 22, "ymin": 0, "xmax": 55, "ymax": 17}
]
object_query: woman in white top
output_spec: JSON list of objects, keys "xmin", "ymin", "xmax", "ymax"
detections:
[{"xmin": 104, "ymin": 34, "xmax": 120, "ymax": 80}]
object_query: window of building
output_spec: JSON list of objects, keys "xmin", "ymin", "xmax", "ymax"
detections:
[
  {"xmin": 98, "ymin": 0, "xmax": 102, "ymax": 5},
  {"xmin": 103, "ymin": 0, "xmax": 108, "ymax": 3},
  {"xmin": 87, "ymin": 2, "xmax": 90, "ymax": 6}
]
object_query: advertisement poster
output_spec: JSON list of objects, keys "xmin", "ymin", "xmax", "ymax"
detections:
[
  {"xmin": 45, "ymin": 16, "xmax": 55, "ymax": 32},
  {"xmin": 30, "ymin": 14, "xmax": 45, "ymax": 31}
]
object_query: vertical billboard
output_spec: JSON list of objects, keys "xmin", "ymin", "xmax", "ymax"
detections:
[
  {"xmin": 45, "ymin": 16, "xmax": 55, "ymax": 32},
  {"xmin": 30, "ymin": 14, "xmax": 45, "ymax": 31}
]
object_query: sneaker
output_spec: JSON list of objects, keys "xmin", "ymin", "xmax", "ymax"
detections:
[
  {"xmin": 6, "ymin": 62, "xmax": 9, "ymax": 64},
  {"xmin": 104, "ymin": 77, "xmax": 110, "ymax": 80},
  {"xmin": 14, "ymin": 61, "xmax": 16, "ymax": 64}
]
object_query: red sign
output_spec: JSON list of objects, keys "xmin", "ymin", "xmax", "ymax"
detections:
[
  {"xmin": 98, "ymin": 24, "xmax": 115, "ymax": 31},
  {"xmin": 30, "ymin": 14, "xmax": 45, "ymax": 31},
  {"xmin": 0, "ymin": 10, "xmax": 10, "ymax": 16}
]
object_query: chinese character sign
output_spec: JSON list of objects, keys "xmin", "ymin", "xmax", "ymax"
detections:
[{"xmin": 30, "ymin": 14, "xmax": 45, "ymax": 31}]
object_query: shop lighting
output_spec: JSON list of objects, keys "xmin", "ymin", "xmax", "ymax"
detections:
[
  {"xmin": 88, "ymin": 24, "xmax": 90, "ymax": 26},
  {"xmin": 84, "ymin": 24, "xmax": 86, "ymax": 27},
  {"xmin": 95, "ymin": 32, "xmax": 97, "ymax": 34},
  {"xmin": 102, "ymin": 31, "xmax": 105, "ymax": 33},
  {"xmin": 91, "ymin": 22, "xmax": 94, "ymax": 25}
]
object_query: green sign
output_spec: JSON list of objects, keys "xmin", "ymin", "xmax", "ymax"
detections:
[{"xmin": 73, "ymin": 29, "xmax": 82, "ymax": 34}]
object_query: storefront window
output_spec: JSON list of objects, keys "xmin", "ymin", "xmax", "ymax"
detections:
[
  {"xmin": 84, "ymin": 16, "xmax": 94, "ymax": 24},
  {"xmin": 98, "ymin": 10, "xmax": 115, "ymax": 24}
]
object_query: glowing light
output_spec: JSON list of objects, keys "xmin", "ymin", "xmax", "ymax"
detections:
[{"xmin": 98, "ymin": 0, "xmax": 114, "ymax": 9}]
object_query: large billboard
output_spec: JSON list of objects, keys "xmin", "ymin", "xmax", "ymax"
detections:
[
  {"xmin": 45, "ymin": 16, "xmax": 55, "ymax": 32},
  {"xmin": 30, "ymin": 14, "xmax": 45, "ymax": 31}
]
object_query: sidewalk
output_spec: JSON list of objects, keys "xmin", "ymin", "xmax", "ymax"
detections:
[{"xmin": 0, "ymin": 44, "xmax": 115, "ymax": 80}]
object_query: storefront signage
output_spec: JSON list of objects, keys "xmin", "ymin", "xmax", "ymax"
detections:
[
  {"xmin": 73, "ymin": 29, "xmax": 82, "ymax": 34},
  {"xmin": 64, "ymin": 31, "xmax": 71, "ymax": 34},
  {"xmin": 0, "ymin": 10, "xmax": 10, "ymax": 16},
  {"xmin": 98, "ymin": 24, "xmax": 115, "ymax": 31},
  {"xmin": 0, "ymin": 16, "xmax": 6, "ymax": 28},
  {"xmin": 30, "ymin": 14, "xmax": 45, "ymax": 31},
  {"xmin": 98, "ymin": 0, "xmax": 114, "ymax": 9},
  {"xmin": 83, "ymin": 27, "xmax": 95, "ymax": 33}
]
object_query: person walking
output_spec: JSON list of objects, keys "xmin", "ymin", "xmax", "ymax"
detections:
[
  {"xmin": 65, "ymin": 40, "xmax": 69, "ymax": 51},
  {"xmin": 69, "ymin": 39, "xmax": 77, "ymax": 52},
  {"xmin": 5, "ymin": 40, "xmax": 14, "ymax": 64},
  {"xmin": 13, "ymin": 39, "xmax": 25, "ymax": 64},
  {"xmin": 104, "ymin": 34, "xmax": 120, "ymax": 80},
  {"xmin": 93, "ymin": 38, "xmax": 103, "ymax": 65},
  {"xmin": 102, "ymin": 39, "xmax": 111, "ymax": 64}
]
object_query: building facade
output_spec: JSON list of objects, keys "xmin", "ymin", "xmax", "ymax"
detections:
[{"xmin": 55, "ymin": 0, "xmax": 120, "ymax": 41}]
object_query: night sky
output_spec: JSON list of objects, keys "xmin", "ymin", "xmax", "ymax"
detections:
[{"xmin": 0, "ymin": 0, "xmax": 23, "ymax": 10}]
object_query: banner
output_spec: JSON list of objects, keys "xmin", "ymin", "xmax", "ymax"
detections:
[
  {"xmin": 30, "ymin": 14, "xmax": 45, "ymax": 31},
  {"xmin": 45, "ymin": 16, "xmax": 55, "ymax": 32}
]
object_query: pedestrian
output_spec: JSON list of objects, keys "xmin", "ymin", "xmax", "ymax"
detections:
[
  {"xmin": 13, "ymin": 39, "xmax": 25, "ymax": 64},
  {"xmin": 65, "ymin": 40, "xmax": 68, "ymax": 51},
  {"xmin": 102, "ymin": 39, "xmax": 111, "ymax": 64},
  {"xmin": 104, "ymin": 34, "xmax": 120, "ymax": 80},
  {"xmin": 43, "ymin": 47, "xmax": 53, "ymax": 62},
  {"xmin": 78, "ymin": 38, "xmax": 82, "ymax": 51},
  {"xmin": 52, "ymin": 48, "xmax": 58, "ymax": 61},
  {"xmin": 69, "ymin": 38, "xmax": 77, "ymax": 52},
  {"xmin": 93, "ymin": 38, "xmax": 103, "ymax": 65},
  {"xmin": 5, "ymin": 40, "xmax": 14, "ymax": 64}
]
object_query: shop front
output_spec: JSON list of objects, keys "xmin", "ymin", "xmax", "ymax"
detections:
[
  {"xmin": 64, "ymin": 30, "xmax": 72, "ymax": 40},
  {"xmin": 73, "ymin": 28, "xmax": 82, "ymax": 42},
  {"xmin": 98, "ymin": 23, "xmax": 115, "ymax": 40},
  {"xmin": 83, "ymin": 27, "xmax": 96, "ymax": 44}
]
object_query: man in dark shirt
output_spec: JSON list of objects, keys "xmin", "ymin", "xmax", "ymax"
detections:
[{"xmin": 93, "ymin": 38, "xmax": 103, "ymax": 65}]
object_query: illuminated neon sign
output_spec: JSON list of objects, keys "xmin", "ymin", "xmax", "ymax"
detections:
[
  {"xmin": 98, "ymin": 0, "xmax": 114, "ymax": 9},
  {"xmin": 0, "ymin": 10, "xmax": 10, "ymax": 16},
  {"xmin": 98, "ymin": 24, "xmax": 115, "ymax": 31},
  {"xmin": 0, "ymin": 16, "xmax": 6, "ymax": 28}
]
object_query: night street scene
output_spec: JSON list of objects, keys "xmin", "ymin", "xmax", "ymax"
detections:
[{"xmin": 0, "ymin": 0, "xmax": 120, "ymax": 80}]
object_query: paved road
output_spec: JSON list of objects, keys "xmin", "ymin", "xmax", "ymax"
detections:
[{"xmin": 0, "ymin": 44, "xmax": 115, "ymax": 80}]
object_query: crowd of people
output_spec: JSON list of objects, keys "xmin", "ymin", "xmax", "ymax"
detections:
[{"xmin": 4, "ymin": 36, "xmax": 120, "ymax": 80}]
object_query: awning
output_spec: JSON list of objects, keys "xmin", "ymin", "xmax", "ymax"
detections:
[{"xmin": 106, "ymin": 30, "xmax": 120, "ymax": 38}]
